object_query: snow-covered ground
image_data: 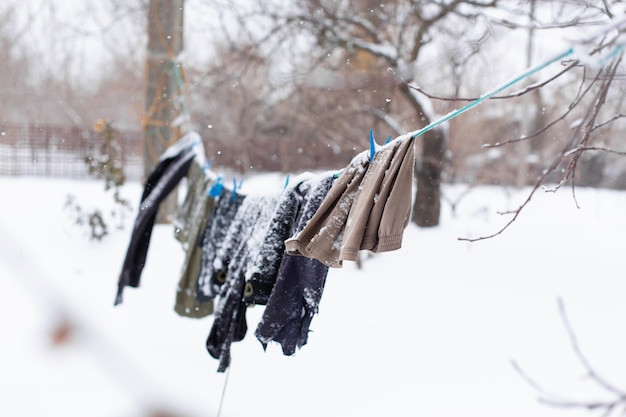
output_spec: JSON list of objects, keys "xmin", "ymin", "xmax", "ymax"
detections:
[{"xmin": 1, "ymin": 174, "xmax": 625, "ymax": 417}]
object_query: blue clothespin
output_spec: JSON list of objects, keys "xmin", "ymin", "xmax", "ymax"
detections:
[
  {"xmin": 369, "ymin": 129, "xmax": 376, "ymax": 162},
  {"xmin": 231, "ymin": 177, "xmax": 238, "ymax": 201},
  {"xmin": 231, "ymin": 177, "xmax": 244, "ymax": 201},
  {"xmin": 370, "ymin": 130, "xmax": 391, "ymax": 161},
  {"xmin": 208, "ymin": 175, "xmax": 223, "ymax": 198}
]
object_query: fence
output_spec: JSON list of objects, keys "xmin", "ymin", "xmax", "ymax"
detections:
[
  {"xmin": 0, "ymin": 123, "xmax": 362, "ymax": 182},
  {"xmin": 0, "ymin": 123, "xmax": 144, "ymax": 181}
]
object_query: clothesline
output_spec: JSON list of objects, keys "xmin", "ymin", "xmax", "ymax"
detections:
[
  {"xmin": 114, "ymin": 14, "xmax": 626, "ymax": 373},
  {"xmin": 115, "ymin": 126, "xmax": 416, "ymax": 373},
  {"xmin": 407, "ymin": 14, "xmax": 626, "ymax": 141},
  {"xmin": 407, "ymin": 47, "xmax": 574, "ymax": 140}
]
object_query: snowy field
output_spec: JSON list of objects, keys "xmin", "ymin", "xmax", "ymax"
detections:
[{"xmin": 1, "ymin": 174, "xmax": 625, "ymax": 417}]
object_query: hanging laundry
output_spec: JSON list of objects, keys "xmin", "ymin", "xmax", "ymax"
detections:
[
  {"xmin": 255, "ymin": 171, "xmax": 336, "ymax": 355},
  {"xmin": 195, "ymin": 187, "xmax": 245, "ymax": 301},
  {"xmin": 113, "ymin": 39, "xmax": 593, "ymax": 371},
  {"xmin": 284, "ymin": 137, "xmax": 415, "ymax": 267},
  {"xmin": 339, "ymin": 136, "xmax": 415, "ymax": 260},
  {"xmin": 206, "ymin": 193, "xmax": 280, "ymax": 372},
  {"xmin": 284, "ymin": 149, "xmax": 370, "ymax": 268},
  {"xmin": 172, "ymin": 155, "xmax": 217, "ymax": 318},
  {"xmin": 242, "ymin": 172, "xmax": 315, "ymax": 306},
  {"xmin": 114, "ymin": 132, "xmax": 202, "ymax": 306},
  {"xmin": 203, "ymin": 191, "xmax": 250, "ymax": 300}
]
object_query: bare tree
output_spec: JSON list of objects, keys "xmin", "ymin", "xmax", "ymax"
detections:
[
  {"xmin": 197, "ymin": 0, "xmax": 504, "ymax": 227},
  {"xmin": 0, "ymin": 3, "xmax": 35, "ymax": 123},
  {"xmin": 190, "ymin": 0, "xmax": 626, "ymax": 234},
  {"xmin": 456, "ymin": 3, "xmax": 626, "ymax": 242}
]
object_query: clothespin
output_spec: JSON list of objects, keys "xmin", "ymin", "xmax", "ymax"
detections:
[
  {"xmin": 208, "ymin": 176, "xmax": 223, "ymax": 198},
  {"xmin": 369, "ymin": 129, "xmax": 376, "ymax": 162},
  {"xmin": 370, "ymin": 130, "xmax": 392, "ymax": 161},
  {"xmin": 231, "ymin": 177, "xmax": 244, "ymax": 201}
]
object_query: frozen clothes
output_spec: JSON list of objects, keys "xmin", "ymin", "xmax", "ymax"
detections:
[
  {"xmin": 285, "ymin": 137, "xmax": 415, "ymax": 267},
  {"xmin": 116, "ymin": 130, "xmax": 419, "ymax": 373},
  {"xmin": 196, "ymin": 188, "xmax": 245, "ymax": 301},
  {"xmin": 284, "ymin": 150, "xmax": 370, "ymax": 267},
  {"xmin": 115, "ymin": 141, "xmax": 197, "ymax": 306},
  {"xmin": 242, "ymin": 172, "xmax": 315, "ymax": 306},
  {"xmin": 206, "ymin": 194, "xmax": 279, "ymax": 372},
  {"xmin": 339, "ymin": 136, "xmax": 415, "ymax": 260},
  {"xmin": 255, "ymin": 172, "xmax": 335, "ymax": 355}
]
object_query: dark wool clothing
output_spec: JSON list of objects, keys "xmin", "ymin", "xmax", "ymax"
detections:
[
  {"xmin": 242, "ymin": 173, "xmax": 314, "ymax": 305},
  {"xmin": 114, "ymin": 146, "xmax": 196, "ymax": 306},
  {"xmin": 255, "ymin": 173, "xmax": 335, "ymax": 356},
  {"xmin": 206, "ymin": 194, "xmax": 279, "ymax": 372},
  {"xmin": 196, "ymin": 189, "xmax": 245, "ymax": 301},
  {"xmin": 204, "ymin": 191, "xmax": 251, "ymax": 301}
]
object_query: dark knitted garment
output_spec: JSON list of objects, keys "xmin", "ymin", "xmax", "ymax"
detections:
[
  {"xmin": 242, "ymin": 173, "xmax": 314, "ymax": 305},
  {"xmin": 196, "ymin": 189, "xmax": 246, "ymax": 301},
  {"xmin": 255, "ymin": 173, "xmax": 335, "ymax": 355},
  {"xmin": 206, "ymin": 194, "xmax": 279, "ymax": 372}
]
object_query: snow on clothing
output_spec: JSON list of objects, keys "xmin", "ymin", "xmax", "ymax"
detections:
[
  {"xmin": 284, "ymin": 150, "xmax": 370, "ymax": 268},
  {"xmin": 339, "ymin": 136, "xmax": 415, "ymax": 260},
  {"xmin": 204, "ymin": 192, "xmax": 250, "ymax": 301},
  {"xmin": 195, "ymin": 188, "xmax": 245, "ymax": 301},
  {"xmin": 114, "ymin": 143, "xmax": 197, "ymax": 306},
  {"xmin": 284, "ymin": 137, "xmax": 415, "ymax": 267},
  {"xmin": 172, "ymin": 157, "xmax": 216, "ymax": 318},
  {"xmin": 114, "ymin": 130, "xmax": 418, "ymax": 372},
  {"xmin": 255, "ymin": 172, "xmax": 335, "ymax": 355},
  {"xmin": 206, "ymin": 194, "xmax": 280, "ymax": 373},
  {"xmin": 242, "ymin": 172, "xmax": 315, "ymax": 306}
]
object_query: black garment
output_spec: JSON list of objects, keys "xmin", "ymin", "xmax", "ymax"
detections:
[
  {"xmin": 205, "ymin": 191, "xmax": 251, "ymax": 301},
  {"xmin": 115, "ymin": 146, "xmax": 196, "ymax": 306},
  {"xmin": 242, "ymin": 173, "xmax": 314, "ymax": 305},
  {"xmin": 255, "ymin": 173, "xmax": 335, "ymax": 355},
  {"xmin": 196, "ymin": 189, "xmax": 245, "ymax": 301},
  {"xmin": 206, "ymin": 194, "xmax": 279, "ymax": 372}
]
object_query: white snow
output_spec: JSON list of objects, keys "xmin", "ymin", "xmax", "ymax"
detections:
[{"xmin": 1, "ymin": 174, "xmax": 625, "ymax": 417}]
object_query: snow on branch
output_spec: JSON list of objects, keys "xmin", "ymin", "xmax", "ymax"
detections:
[
  {"xmin": 458, "ymin": 53, "xmax": 623, "ymax": 242},
  {"xmin": 347, "ymin": 38, "xmax": 398, "ymax": 62}
]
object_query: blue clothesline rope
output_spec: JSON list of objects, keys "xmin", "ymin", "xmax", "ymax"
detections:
[{"xmin": 408, "ymin": 47, "xmax": 576, "ymax": 140}]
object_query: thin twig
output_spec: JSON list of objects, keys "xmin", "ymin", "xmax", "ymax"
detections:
[
  {"xmin": 512, "ymin": 298, "xmax": 626, "ymax": 415},
  {"xmin": 557, "ymin": 298, "xmax": 626, "ymax": 399},
  {"xmin": 406, "ymin": 61, "xmax": 578, "ymax": 102}
]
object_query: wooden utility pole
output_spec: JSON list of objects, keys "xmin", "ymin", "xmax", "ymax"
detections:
[{"xmin": 143, "ymin": 0, "xmax": 185, "ymax": 223}]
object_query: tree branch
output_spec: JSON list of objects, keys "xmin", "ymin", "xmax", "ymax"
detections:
[
  {"xmin": 511, "ymin": 298, "xmax": 626, "ymax": 415},
  {"xmin": 405, "ymin": 61, "xmax": 578, "ymax": 103},
  {"xmin": 458, "ymin": 55, "xmax": 622, "ymax": 242}
]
